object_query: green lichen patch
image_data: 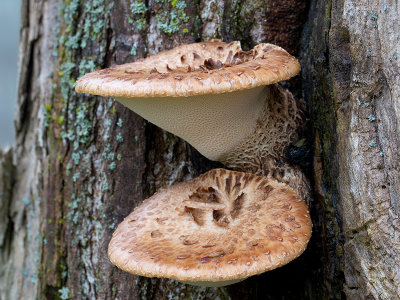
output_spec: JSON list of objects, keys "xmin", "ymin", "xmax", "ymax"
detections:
[
  {"xmin": 117, "ymin": 118, "xmax": 123, "ymax": 127},
  {"xmin": 155, "ymin": 1, "xmax": 189, "ymax": 35},
  {"xmin": 370, "ymin": 10, "xmax": 378, "ymax": 28},
  {"xmin": 131, "ymin": 1, "xmax": 147, "ymax": 14},
  {"xmin": 58, "ymin": 286, "xmax": 70, "ymax": 300},
  {"xmin": 129, "ymin": 0, "xmax": 148, "ymax": 31},
  {"xmin": 42, "ymin": 0, "xmax": 116, "ymax": 295},
  {"xmin": 116, "ymin": 133, "xmax": 124, "ymax": 143}
]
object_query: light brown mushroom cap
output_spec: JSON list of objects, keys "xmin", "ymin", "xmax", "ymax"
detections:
[
  {"xmin": 108, "ymin": 169, "xmax": 312, "ymax": 283},
  {"xmin": 74, "ymin": 40, "xmax": 301, "ymax": 162},
  {"xmin": 75, "ymin": 40, "xmax": 300, "ymax": 97}
]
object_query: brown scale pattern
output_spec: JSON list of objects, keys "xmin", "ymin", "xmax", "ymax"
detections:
[
  {"xmin": 222, "ymin": 84, "xmax": 311, "ymax": 203},
  {"xmin": 108, "ymin": 169, "xmax": 312, "ymax": 282},
  {"xmin": 75, "ymin": 40, "xmax": 300, "ymax": 97}
]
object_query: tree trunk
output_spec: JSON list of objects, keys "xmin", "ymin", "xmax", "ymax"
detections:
[
  {"xmin": 1, "ymin": 0, "xmax": 399, "ymax": 299},
  {"xmin": 303, "ymin": 1, "xmax": 400, "ymax": 298}
]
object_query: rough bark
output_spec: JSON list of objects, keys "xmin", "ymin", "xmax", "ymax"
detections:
[
  {"xmin": 302, "ymin": 0, "xmax": 400, "ymax": 298},
  {"xmin": 1, "ymin": 0, "xmax": 399, "ymax": 299}
]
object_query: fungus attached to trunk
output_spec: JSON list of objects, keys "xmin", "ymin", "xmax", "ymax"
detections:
[
  {"xmin": 76, "ymin": 40, "xmax": 313, "ymax": 285},
  {"xmin": 108, "ymin": 169, "xmax": 312, "ymax": 287},
  {"xmin": 75, "ymin": 40, "xmax": 300, "ymax": 163}
]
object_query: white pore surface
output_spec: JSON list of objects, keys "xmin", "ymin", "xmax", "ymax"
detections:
[
  {"xmin": 179, "ymin": 278, "xmax": 245, "ymax": 287},
  {"xmin": 116, "ymin": 86, "xmax": 266, "ymax": 161}
]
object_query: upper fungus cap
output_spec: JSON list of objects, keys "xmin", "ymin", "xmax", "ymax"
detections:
[
  {"xmin": 75, "ymin": 40, "xmax": 300, "ymax": 97},
  {"xmin": 108, "ymin": 169, "xmax": 312, "ymax": 285},
  {"xmin": 75, "ymin": 41, "xmax": 301, "ymax": 162}
]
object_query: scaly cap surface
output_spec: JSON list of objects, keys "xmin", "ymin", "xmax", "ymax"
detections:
[
  {"xmin": 108, "ymin": 169, "xmax": 312, "ymax": 283},
  {"xmin": 75, "ymin": 40, "xmax": 300, "ymax": 97}
]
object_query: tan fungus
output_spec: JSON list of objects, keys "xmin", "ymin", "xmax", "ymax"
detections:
[
  {"xmin": 75, "ymin": 40, "xmax": 300, "ymax": 97},
  {"xmin": 108, "ymin": 169, "xmax": 312, "ymax": 283},
  {"xmin": 74, "ymin": 40, "xmax": 302, "ymax": 163}
]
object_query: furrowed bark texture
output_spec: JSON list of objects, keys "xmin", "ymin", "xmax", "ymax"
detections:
[
  {"xmin": 302, "ymin": 0, "xmax": 400, "ymax": 299},
  {"xmin": 1, "ymin": 0, "xmax": 399, "ymax": 299}
]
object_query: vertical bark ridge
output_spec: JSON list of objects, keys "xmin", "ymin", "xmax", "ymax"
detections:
[
  {"xmin": 329, "ymin": 1, "xmax": 400, "ymax": 298},
  {"xmin": 300, "ymin": 0, "xmax": 346, "ymax": 298}
]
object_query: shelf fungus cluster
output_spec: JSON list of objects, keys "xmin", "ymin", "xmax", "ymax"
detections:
[{"xmin": 76, "ymin": 40, "xmax": 312, "ymax": 286}]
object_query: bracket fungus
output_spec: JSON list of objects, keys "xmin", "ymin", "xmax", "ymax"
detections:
[
  {"xmin": 75, "ymin": 40, "xmax": 312, "ymax": 286},
  {"xmin": 108, "ymin": 169, "xmax": 312, "ymax": 287},
  {"xmin": 76, "ymin": 41, "xmax": 301, "ymax": 162}
]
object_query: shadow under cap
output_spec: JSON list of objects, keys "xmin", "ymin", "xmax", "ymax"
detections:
[{"xmin": 108, "ymin": 169, "xmax": 312, "ymax": 286}]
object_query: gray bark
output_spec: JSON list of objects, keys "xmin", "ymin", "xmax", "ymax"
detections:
[
  {"xmin": 1, "ymin": 0, "xmax": 399, "ymax": 299},
  {"xmin": 302, "ymin": 0, "xmax": 400, "ymax": 298}
]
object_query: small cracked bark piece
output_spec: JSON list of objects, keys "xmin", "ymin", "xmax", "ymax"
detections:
[{"xmin": 108, "ymin": 169, "xmax": 312, "ymax": 284}]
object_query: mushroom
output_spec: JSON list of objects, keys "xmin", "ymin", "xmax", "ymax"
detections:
[
  {"xmin": 75, "ymin": 40, "xmax": 302, "ymax": 174},
  {"xmin": 108, "ymin": 169, "xmax": 312, "ymax": 287},
  {"xmin": 75, "ymin": 40, "xmax": 313, "ymax": 286}
]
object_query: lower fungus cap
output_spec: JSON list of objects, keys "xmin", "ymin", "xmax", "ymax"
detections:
[{"xmin": 108, "ymin": 169, "xmax": 312, "ymax": 285}]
